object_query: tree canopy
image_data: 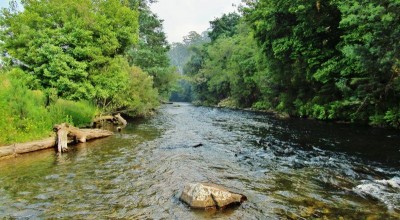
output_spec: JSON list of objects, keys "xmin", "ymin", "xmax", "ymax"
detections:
[
  {"xmin": 126, "ymin": 0, "xmax": 177, "ymax": 99},
  {"xmin": 0, "ymin": 0, "xmax": 172, "ymax": 118},
  {"xmin": 180, "ymin": 0, "xmax": 400, "ymax": 128}
]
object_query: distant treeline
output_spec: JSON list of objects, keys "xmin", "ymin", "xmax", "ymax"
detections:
[
  {"xmin": 0, "ymin": 0, "xmax": 176, "ymax": 144},
  {"xmin": 171, "ymin": 0, "xmax": 400, "ymax": 128}
]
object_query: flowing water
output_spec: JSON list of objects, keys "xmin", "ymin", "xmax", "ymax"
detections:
[{"xmin": 0, "ymin": 103, "xmax": 399, "ymax": 219}]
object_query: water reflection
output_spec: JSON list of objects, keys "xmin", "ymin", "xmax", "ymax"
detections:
[{"xmin": 0, "ymin": 103, "xmax": 399, "ymax": 219}]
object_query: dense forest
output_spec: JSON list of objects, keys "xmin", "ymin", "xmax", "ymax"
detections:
[
  {"xmin": 1, "ymin": 0, "xmax": 400, "ymax": 145},
  {"xmin": 171, "ymin": 0, "xmax": 400, "ymax": 128},
  {"xmin": 0, "ymin": 0, "xmax": 176, "ymax": 144}
]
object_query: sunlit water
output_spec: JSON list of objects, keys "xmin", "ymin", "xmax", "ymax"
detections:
[{"xmin": 0, "ymin": 103, "xmax": 399, "ymax": 219}]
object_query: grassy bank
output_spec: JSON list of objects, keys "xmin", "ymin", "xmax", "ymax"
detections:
[{"xmin": 0, "ymin": 69, "xmax": 97, "ymax": 146}]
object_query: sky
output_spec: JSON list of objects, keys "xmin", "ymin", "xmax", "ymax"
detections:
[
  {"xmin": 0, "ymin": 0, "xmax": 242, "ymax": 43},
  {"xmin": 150, "ymin": 0, "xmax": 242, "ymax": 43},
  {"xmin": 0, "ymin": 0, "xmax": 12, "ymax": 9}
]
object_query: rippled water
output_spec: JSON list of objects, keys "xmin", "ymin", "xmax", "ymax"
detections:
[{"xmin": 0, "ymin": 103, "xmax": 399, "ymax": 219}]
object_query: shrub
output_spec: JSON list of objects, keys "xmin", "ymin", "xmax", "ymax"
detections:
[
  {"xmin": 48, "ymin": 99, "xmax": 97, "ymax": 127},
  {"xmin": 0, "ymin": 69, "xmax": 97, "ymax": 145},
  {"xmin": 0, "ymin": 70, "xmax": 51, "ymax": 144}
]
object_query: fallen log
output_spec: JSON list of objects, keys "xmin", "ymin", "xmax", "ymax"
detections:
[
  {"xmin": 92, "ymin": 113, "xmax": 127, "ymax": 128},
  {"xmin": 0, "ymin": 124, "xmax": 113, "ymax": 160},
  {"xmin": 92, "ymin": 115, "xmax": 115, "ymax": 123},
  {"xmin": 114, "ymin": 113, "xmax": 127, "ymax": 126},
  {"xmin": 54, "ymin": 123, "xmax": 113, "ymax": 153},
  {"xmin": 0, "ymin": 138, "xmax": 60, "ymax": 160}
]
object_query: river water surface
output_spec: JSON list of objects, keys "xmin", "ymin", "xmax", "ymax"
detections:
[{"xmin": 0, "ymin": 103, "xmax": 399, "ymax": 219}]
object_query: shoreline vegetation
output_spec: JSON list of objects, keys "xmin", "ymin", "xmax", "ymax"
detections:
[
  {"xmin": 0, "ymin": 0, "xmax": 178, "ymax": 149},
  {"xmin": 0, "ymin": 126, "xmax": 113, "ymax": 160},
  {"xmin": 0, "ymin": 113, "xmax": 129, "ymax": 160},
  {"xmin": 169, "ymin": 0, "xmax": 400, "ymax": 129},
  {"xmin": 0, "ymin": 69, "xmax": 99, "ymax": 146},
  {"xmin": 1, "ymin": 0, "xmax": 399, "ymax": 156}
]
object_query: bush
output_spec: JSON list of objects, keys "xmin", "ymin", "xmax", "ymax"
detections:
[
  {"xmin": 48, "ymin": 99, "xmax": 97, "ymax": 127},
  {"xmin": 0, "ymin": 70, "xmax": 51, "ymax": 144},
  {"xmin": 0, "ymin": 69, "xmax": 97, "ymax": 145},
  {"xmin": 252, "ymin": 101, "xmax": 268, "ymax": 110},
  {"xmin": 384, "ymin": 109, "xmax": 400, "ymax": 128}
]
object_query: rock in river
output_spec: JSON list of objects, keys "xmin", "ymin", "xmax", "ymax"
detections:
[{"xmin": 180, "ymin": 183, "xmax": 247, "ymax": 209}]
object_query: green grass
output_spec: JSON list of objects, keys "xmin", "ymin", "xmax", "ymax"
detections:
[{"xmin": 0, "ymin": 69, "xmax": 97, "ymax": 146}]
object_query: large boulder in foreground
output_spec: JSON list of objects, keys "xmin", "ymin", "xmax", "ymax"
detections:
[{"xmin": 180, "ymin": 183, "xmax": 247, "ymax": 209}]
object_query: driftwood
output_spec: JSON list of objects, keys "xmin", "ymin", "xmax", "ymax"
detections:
[
  {"xmin": 0, "ymin": 138, "xmax": 56, "ymax": 160},
  {"xmin": 114, "ymin": 113, "xmax": 127, "ymax": 126},
  {"xmin": 0, "ymin": 125, "xmax": 113, "ymax": 159},
  {"xmin": 92, "ymin": 115, "xmax": 115, "ymax": 123},
  {"xmin": 0, "ymin": 124, "xmax": 114, "ymax": 160},
  {"xmin": 92, "ymin": 113, "xmax": 127, "ymax": 129},
  {"xmin": 53, "ymin": 123, "xmax": 113, "ymax": 153}
]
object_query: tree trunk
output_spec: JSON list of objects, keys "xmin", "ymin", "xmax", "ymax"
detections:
[
  {"xmin": 53, "ymin": 123, "xmax": 113, "ymax": 153},
  {"xmin": 92, "ymin": 114, "xmax": 128, "ymax": 129},
  {"xmin": 114, "ymin": 113, "xmax": 127, "ymax": 126}
]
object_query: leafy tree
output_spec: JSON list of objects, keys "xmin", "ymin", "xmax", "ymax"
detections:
[
  {"xmin": 244, "ymin": 0, "xmax": 343, "ymax": 115},
  {"xmin": 208, "ymin": 12, "xmax": 241, "ymax": 42},
  {"xmin": 1, "ymin": 0, "xmax": 139, "ymax": 102},
  {"xmin": 183, "ymin": 0, "xmax": 400, "ymax": 128},
  {"xmin": 0, "ymin": 0, "xmax": 162, "ymax": 117},
  {"xmin": 183, "ymin": 45, "xmax": 212, "ymax": 104},
  {"xmin": 126, "ymin": 0, "xmax": 177, "ymax": 98},
  {"xmin": 168, "ymin": 31, "xmax": 210, "ymax": 102},
  {"xmin": 186, "ymin": 21, "xmax": 260, "ymax": 107},
  {"xmin": 337, "ymin": 0, "xmax": 400, "ymax": 126},
  {"xmin": 121, "ymin": 65, "xmax": 159, "ymax": 116},
  {"xmin": 169, "ymin": 31, "xmax": 210, "ymax": 74},
  {"xmin": 242, "ymin": 0, "xmax": 400, "ymax": 127}
]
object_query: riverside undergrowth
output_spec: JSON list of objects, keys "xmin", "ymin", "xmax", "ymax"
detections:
[{"xmin": 0, "ymin": 69, "xmax": 97, "ymax": 146}]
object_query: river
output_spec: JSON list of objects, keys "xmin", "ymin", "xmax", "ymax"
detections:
[{"xmin": 0, "ymin": 103, "xmax": 399, "ymax": 219}]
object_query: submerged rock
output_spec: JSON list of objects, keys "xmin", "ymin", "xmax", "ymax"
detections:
[{"xmin": 180, "ymin": 183, "xmax": 247, "ymax": 209}]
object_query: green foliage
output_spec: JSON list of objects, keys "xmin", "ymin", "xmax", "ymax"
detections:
[
  {"xmin": 122, "ymin": 66, "xmax": 159, "ymax": 117},
  {"xmin": 182, "ymin": 0, "xmax": 400, "ymax": 129},
  {"xmin": 209, "ymin": 12, "xmax": 241, "ymax": 42},
  {"xmin": 0, "ymin": 69, "xmax": 97, "ymax": 145},
  {"xmin": 48, "ymin": 99, "xmax": 97, "ymax": 127},
  {"xmin": 168, "ymin": 31, "xmax": 211, "ymax": 102},
  {"xmin": 383, "ymin": 109, "xmax": 400, "ymax": 128},
  {"xmin": 126, "ymin": 0, "xmax": 177, "ymax": 98},
  {"xmin": 0, "ymin": 69, "xmax": 49, "ymax": 144},
  {"xmin": 0, "ymin": 0, "xmax": 173, "ymax": 145},
  {"xmin": 252, "ymin": 101, "xmax": 270, "ymax": 111},
  {"xmin": 90, "ymin": 56, "xmax": 159, "ymax": 116},
  {"xmin": 0, "ymin": 0, "xmax": 139, "ymax": 101},
  {"xmin": 184, "ymin": 20, "xmax": 261, "ymax": 107},
  {"xmin": 169, "ymin": 31, "xmax": 210, "ymax": 74},
  {"xmin": 1, "ymin": 0, "xmax": 165, "ymax": 121},
  {"xmin": 336, "ymin": 0, "xmax": 400, "ymax": 125},
  {"xmin": 169, "ymin": 78, "xmax": 194, "ymax": 102},
  {"xmin": 239, "ymin": 0, "xmax": 400, "ymax": 127},
  {"xmin": 92, "ymin": 56, "xmax": 131, "ymax": 112}
]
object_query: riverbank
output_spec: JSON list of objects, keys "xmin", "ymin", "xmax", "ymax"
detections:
[
  {"xmin": 192, "ymin": 100, "xmax": 397, "ymax": 128},
  {"xmin": 0, "ymin": 126, "xmax": 113, "ymax": 161},
  {"xmin": 0, "ymin": 138, "xmax": 56, "ymax": 160}
]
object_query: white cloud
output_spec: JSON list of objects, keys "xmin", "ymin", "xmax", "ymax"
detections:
[{"xmin": 150, "ymin": 0, "xmax": 242, "ymax": 43}]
